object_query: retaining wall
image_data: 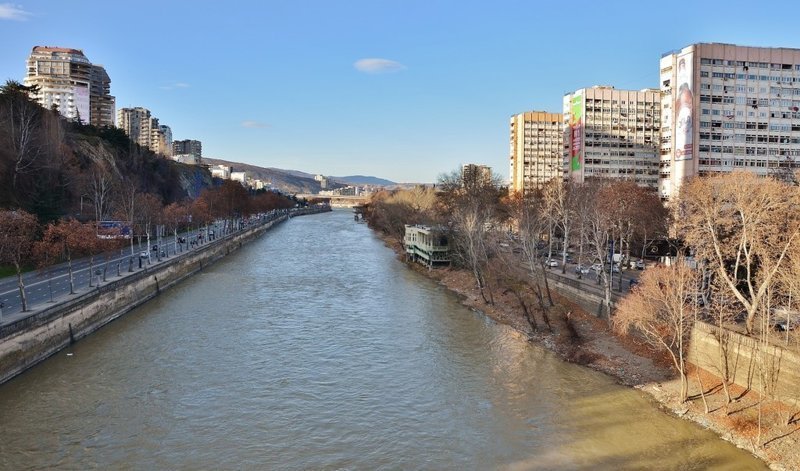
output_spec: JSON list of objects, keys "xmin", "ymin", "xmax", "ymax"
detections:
[
  {"xmin": 0, "ymin": 213, "xmax": 310, "ymax": 385},
  {"xmin": 546, "ymin": 271, "xmax": 800, "ymax": 405},
  {"xmin": 688, "ymin": 321, "xmax": 800, "ymax": 406}
]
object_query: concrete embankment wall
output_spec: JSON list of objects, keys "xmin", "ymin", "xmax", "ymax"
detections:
[
  {"xmin": 545, "ymin": 271, "xmax": 620, "ymax": 318},
  {"xmin": 546, "ymin": 272, "xmax": 800, "ymax": 405},
  {"xmin": 688, "ymin": 321, "xmax": 800, "ymax": 407},
  {"xmin": 0, "ymin": 211, "xmax": 324, "ymax": 386}
]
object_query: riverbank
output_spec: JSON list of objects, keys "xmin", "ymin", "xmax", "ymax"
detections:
[
  {"xmin": 381, "ymin": 235, "xmax": 798, "ymax": 470},
  {"xmin": 0, "ymin": 207, "xmax": 330, "ymax": 386}
]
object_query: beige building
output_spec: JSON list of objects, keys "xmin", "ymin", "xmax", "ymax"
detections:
[
  {"xmin": 117, "ymin": 107, "xmax": 172, "ymax": 156},
  {"xmin": 461, "ymin": 164, "xmax": 493, "ymax": 186},
  {"xmin": 509, "ymin": 111, "xmax": 563, "ymax": 194},
  {"xmin": 660, "ymin": 43, "xmax": 800, "ymax": 199},
  {"xmin": 24, "ymin": 46, "xmax": 115, "ymax": 126},
  {"xmin": 563, "ymin": 86, "xmax": 661, "ymax": 187}
]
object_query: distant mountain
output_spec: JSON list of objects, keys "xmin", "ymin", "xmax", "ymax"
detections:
[
  {"xmin": 332, "ymin": 175, "xmax": 396, "ymax": 186},
  {"xmin": 204, "ymin": 158, "xmax": 331, "ymax": 194}
]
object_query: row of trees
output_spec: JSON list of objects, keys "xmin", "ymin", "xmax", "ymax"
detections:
[
  {"xmin": 616, "ymin": 172, "xmax": 800, "ymax": 419},
  {"xmin": 368, "ymin": 169, "xmax": 800, "ymax": 432},
  {"xmin": 365, "ymin": 167, "xmax": 669, "ymax": 331},
  {"xmin": 0, "ymin": 181, "xmax": 296, "ymax": 312}
]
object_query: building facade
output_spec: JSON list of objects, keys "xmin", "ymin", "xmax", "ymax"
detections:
[
  {"xmin": 210, "ymin": 164, "xmax": 232, "ymax": 179},
  {"xmin": 173, "ymin": 139, "xmax": 202, "ymax": 160},
  {"xmin": 24, "ymin": 46, "xmax": 93, "ymax": 124},
  {"xmin": 659, "ymin": 43, "xmax": 800, "ymax": 198},
  {"xmin": 461, "ymin": 164, "xmax": 493, "ymax": 186},
  {"xmin": 88, "ymin": 64, "xmax": 115, "ymax": 127},
  {"xmin": 509, "ymin": 111, "xmax": 563, "ymax": 194},
  {"xmin": 563, "ymin": 86, "xmax": 661, "ymax": 187},
  {"xmin": 117, "ymin": 107, "xmax": 155, "ymax": 150},
  {"xmin": 158, "ymin": 125, "xmax": 173, "ymax": 156}
]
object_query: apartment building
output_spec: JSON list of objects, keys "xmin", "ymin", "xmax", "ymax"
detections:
[
  {"xmin": 461, "ymin": 164, "xmax": 493, "ymax": 186},
  {"xmin": 158, "ymin": 125, "xmax": 173, "ymax": 156},
  {"xmin": 117, "ymin": 107, "xmax": 155, "ymax": 150},
  {"xmin": 563, "ymin": 86, "xmax": 661, "ymax": 187},
  {"xmin": 173, "ymin": 139, "xmax": 202, "ymax": 160},
  {"xmin": 659, "ymin": 43, "xmax": 800, "ymax": 198},
  {"xmin": 88, "ymin": 64, "xmax": 115, "ymax": 127},
  {"xmin": 509, "ymin": 111, "xmax": 563, "ymax": 194},
  {"xmin": 24, "ymin": 46, "xmax": 92, "ymax": 124}
]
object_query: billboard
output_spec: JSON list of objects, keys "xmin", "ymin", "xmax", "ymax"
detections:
[
  {"xmin": 569, "ymin": 90, "xmax": 584, "ymax": 171},
  {"xmin": 674, "ymin": 50, "xmax": 694, "ymax": 161}
]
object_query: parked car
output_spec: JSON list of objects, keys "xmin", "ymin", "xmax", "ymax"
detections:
[
  {"xmin": 636, "ymin": 259, "xmax": 645, "ymax": 270},
  {"xmin": 591, "ymin": 263, "xmax": 603, "ymax": 273},
  {"xmin": 545, "ymin": 259, "xmax": 559, "ymax": 267},
  {"xmin": 611, "ymin": 264, "xmax": 620, "ymax": 273},
  {"xmin": 574, "ymin": 265, "xmax": 590, "ymax": 275},
  {"xmin": 140, "ymin": 251, "xmax": 149, "ymax": 259}
]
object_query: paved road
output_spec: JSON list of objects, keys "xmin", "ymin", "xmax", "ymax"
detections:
[{"xmin": 0, "ymin": 212, "xmax": 286, "ymax": 324}]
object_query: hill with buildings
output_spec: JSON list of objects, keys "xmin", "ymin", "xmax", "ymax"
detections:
[
  {"xmin": 0, "ymin": 81, "xmax": 211, "ymax": 220},
  {"xmin": 331, "ymin": 175, "xmax": 396, "ymax": 186},
  {"xmin": 203, "ymin": 158, "xmax": 329, "ymax": 194},
  {"xmin": 203, "ymin": 159, "xmax": 398, "ymax": 194}
]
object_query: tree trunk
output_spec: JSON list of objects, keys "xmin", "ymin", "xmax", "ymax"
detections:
[{"xmin": 15, "ymin": 263, "xmax": 27, "ymax": 312}]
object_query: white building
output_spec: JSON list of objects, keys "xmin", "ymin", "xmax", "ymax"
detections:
[
  {"xmin": 172, "ymin": 153, "xmax": 201, "ymax": 165},
  {"xmin": 24, "ymin": 46, "xmax": 92, "ymax": 124},
  {"xmin": 659, "ymin": 43, "xmax": 800, "ymax": 199},
  {"xmin": 210, "ymin": 164, "xmax": 232, "ymax": 180},
  {"xmin": 231, "ymin": 171, "xmax": 247, "ymax": 184}
]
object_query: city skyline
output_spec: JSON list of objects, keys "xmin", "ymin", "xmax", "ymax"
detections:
[{"xmin": 3, "ymin": 1, "xmax": 800, "ymax": 182}]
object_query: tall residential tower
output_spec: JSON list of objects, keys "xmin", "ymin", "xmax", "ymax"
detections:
[
  {"xmin": 509, "ymin": 111, "xmax": 563, "ymax": 194},
  {"xmin": 659, "ymin": 43, "xmax": 800, "ymax": 198},
  {"xmin": 24, "ymin": 46, "xmax": 115, "ymax": 127},
  {"xmin": 563, "ymin": 86, "xmax": 661, "ymax": 187}
]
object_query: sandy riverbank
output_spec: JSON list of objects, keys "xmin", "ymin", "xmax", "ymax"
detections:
[{"xmin": 382, "ymin": 235, "xmax": 799, "ymax": 470}]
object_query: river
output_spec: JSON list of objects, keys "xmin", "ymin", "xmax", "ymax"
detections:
[{"xmin": 0, "ymin": 210, "xmax": 764, "ymax": 470}]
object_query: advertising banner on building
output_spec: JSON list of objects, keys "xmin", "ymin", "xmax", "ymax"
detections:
[
  {"xmin": 674, "ymin": 50, "xmax": 694, "ymax": 161},
  {"xmin": 570, "ymin": 90, "xmax": 584, "ymax": 171}
]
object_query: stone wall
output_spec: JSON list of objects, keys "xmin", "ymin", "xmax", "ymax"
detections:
[
  {"xmin": 0, "ymin": 216, "xmax": 290, "ymax": 385},
  {"xmin": 688, "ymin": 321, "xmax": 800, "ymax": 406},
  {"xmin": 546, "ymin": 270, "xmax": 621, "ymax": 318},
  {"xmin": 547, "ymin": 271, "xmax": 800, "ymax": 406}
]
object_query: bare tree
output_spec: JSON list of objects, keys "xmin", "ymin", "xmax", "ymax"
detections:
[
  {"xmin": 613, "ymin": 260, "xmax": 698, "ymax": 403},
  {"xmin": 0, "ymin": 210, "xmax": 39, "ymax": 311},
  {"xmin": 438, "ymin": 168, "xmax": 504, "ymax": 305},
  {"xmin": 676, "ymin": 172, "xmax": 800, "ymax": 333}
]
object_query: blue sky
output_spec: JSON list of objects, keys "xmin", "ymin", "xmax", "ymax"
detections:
[{"xmin": 2, "ymin": 1, "xmax": 800, "ymax": 183}]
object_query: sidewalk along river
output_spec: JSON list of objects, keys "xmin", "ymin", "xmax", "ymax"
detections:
[{"xmin": 0, "ymin": 210, "xmax": 765, "ymax": 469}]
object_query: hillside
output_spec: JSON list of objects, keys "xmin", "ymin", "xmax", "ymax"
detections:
[
  {"xmin": 204, "ymin": 158, "xmax": 334, "ymax": 193},
  {"xmin": 331, "ymin": 175, "xmax": 396, "ymax": 186},
  {"xmin": 0, "ymin": 81, "xmax": 211, "ymax": 219}
]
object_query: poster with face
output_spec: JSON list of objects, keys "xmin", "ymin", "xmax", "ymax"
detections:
[{"xmin": 674, "ymin": 50, "xmax": 693, "ymax": 161}]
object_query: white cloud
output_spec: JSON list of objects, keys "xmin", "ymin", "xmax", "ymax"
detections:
[
  {"xmin": 160, "ymin": 82, "xmax": 190, "ymax": 90},
  {"xmin": 354, "ymin": 58, "xmax": 406, "ymax": 74},
  {"xmin": 0, "ymin": 3, "xmax": 30, "ymax": 20},
  {"xmin": 241, "ymin": 120, "xmax": 269, "ymax": 129}
]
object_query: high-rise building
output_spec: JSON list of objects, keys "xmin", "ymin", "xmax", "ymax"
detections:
[
  {"xmin": 89, "ymin": 64, "xmax": 115, "ymax": 127},
  {"xmin": 563, "ymin": 86, "xmax": 661, "ymax": 187},
  {"xmin": 173, "ymin": 139, "xmax": 202, "ymax": 160},
  {"xmin": 117, "ymin": 107, "xmax": 155, "ymax": 149},
  {"xmin": 24, "ymin": 46, "xmax": 92, "ymax": 124},
  {"xmin": 509, "ymin": 111, "xmax": 563, "ymax": 194},
  {"xmin": 659, "ymin": 43, "xmax": 800, "ymax": 199},
  {"xmin": 158, "ymin": 125, "xmax": 172, "ymax": 156},
  {"xmin": 461, "ymin": 164, "xmax": 493, "ymax": 186},
  {"xmin": 24, "ymin": 46, "xmax": 115, "ymax": 127}
]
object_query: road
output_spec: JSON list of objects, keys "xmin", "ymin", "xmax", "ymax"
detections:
[{"xmin": 0, "ymin": 212, "xmax": 285, "ymax": 324}]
